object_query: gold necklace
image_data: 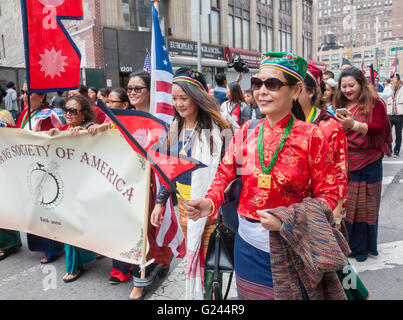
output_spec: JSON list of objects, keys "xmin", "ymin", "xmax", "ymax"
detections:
[{"xmin": 179, "ymin": 124, "xmax": 196, "ymax": 156}]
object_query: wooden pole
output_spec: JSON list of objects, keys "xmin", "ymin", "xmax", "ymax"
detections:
[{"xmin": 140, "ymin": 0, "xmax": 160, "ymax": 280}]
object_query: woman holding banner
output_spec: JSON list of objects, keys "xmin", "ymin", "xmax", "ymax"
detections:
[
  {"xmin": 150, "ymin": 67, "xmax": 238, "ymax": 300},
  {"xmin": 9, "ymin": 85, "xmax": 64, "ymax": 264},
  {"xmin": 49, "ymin": 95, "xmax": 97, "ymax": 282},
  {"xmin": 88, "ymin": 75, "xmax": 174, "ymax": 300},
  {"xmin": 183, "ymin": 53, "xmax": 349, "ymax": 300},
  {"xmin": 0, "ymin": 86, "xmax": 21, "ymax": 261}
]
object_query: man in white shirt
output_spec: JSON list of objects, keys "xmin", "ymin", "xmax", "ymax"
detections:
[{"xmin": 386, "ymin": 73, "xmax": 403, "ymax": 157}]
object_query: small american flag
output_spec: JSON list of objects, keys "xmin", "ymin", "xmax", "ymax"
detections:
[
  {"xmin": 151, "ymin": 2, "xmax": 185, "ymax": 258},
  {"xmin": 143, "ymin": 49, "xmax": 151, "ymax": 73}
]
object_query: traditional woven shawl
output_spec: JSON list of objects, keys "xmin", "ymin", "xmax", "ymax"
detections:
[{"xmin": 268, "ymin": 198, "xmax": 351, "ymax": 300}]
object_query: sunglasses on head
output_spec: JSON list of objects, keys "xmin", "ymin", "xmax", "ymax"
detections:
[
  {"xmin": 251, "ymin": 77, "xmax": 289, "ymax": 92},
  {"xmin": 64, "ymin": 108, "xmax": 80, "ymax": 115}
]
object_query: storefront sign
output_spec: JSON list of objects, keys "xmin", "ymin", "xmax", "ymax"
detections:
[
  {"xmin": 167, "ymin": 38, "xmax": 224, "ymax": 60},
  {"xmin": 225, "ymin": 47, "xmax": 261, "ymax": 69}
]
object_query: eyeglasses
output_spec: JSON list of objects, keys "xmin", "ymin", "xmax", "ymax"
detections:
[
  {"xmin": 126, "ymin": 86, "xmax": 147, "ymax": 94},
  {"xmin": 64, "ymin": 108, "xmax": 81, "ymax": 115},
  {"xmin": 251, "ymin": 77, "xmax": 289, "ymax": 92}
]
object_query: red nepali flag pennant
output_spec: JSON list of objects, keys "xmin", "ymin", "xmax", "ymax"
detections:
[
  {"xmin": 20, "ymin": 0, "xmax": 83, "ymax": 93},
  {"xmin": 370, "ymin": 64, "xmax": 378, "ymax": 86},
  {"xmin": 98, "ymin": 102, "xmax": 206, "ymax": 191},
  {"xmin": 229, "ymin": 103, "xmax": 241, "ymax": 126}
]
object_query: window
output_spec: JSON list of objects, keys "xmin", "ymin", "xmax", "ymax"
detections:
[
  {"xmin": 280, "ymin": 0, "xmax": 292, "ymax": 15},
  {"xmin": 194, "ymin": 0, "xmax": 221, "ymax": 44},
  {"xmin": 228, "ymin": 0, "xmax": 250, "ymax": 50},
  {"xmin": 279, "ymin": 23, "xmax": 292, "ymax": 52},
  {"xmin": 122, "ymin": 0, "xmax": 167, "ymax": 33},
  {"xmin": 256, "ymin": 4, "xmax": 273, "ymax": 53}
]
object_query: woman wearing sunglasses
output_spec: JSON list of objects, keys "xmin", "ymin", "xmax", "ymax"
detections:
[
  {"xmin": 49, "ymin": 95, "xmax": 97, "ymax": 282},
  {"xmin": 1, "ymin": 84, "xmax": 65, "ymax": 264},
  {"xmin": 184, "ymin": 52, "xmax": 349, "ymax": 300},
  {"xmin": 88, "ymin": 79, "xmax": 174, "ymax": 300},
  {"xmin": 294, "ymin": 63, "xmax": 348, "ymax": 235}
]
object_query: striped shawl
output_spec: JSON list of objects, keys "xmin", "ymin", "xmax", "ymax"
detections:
[{"xmin": 268, "ymin": 198, "xmax": 351, "ymax": 300}]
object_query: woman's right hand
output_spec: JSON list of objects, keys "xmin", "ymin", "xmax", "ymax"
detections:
[
  {"xmin": 48, "ymin": 128, "xmax": 58, "ymax": 136},
  {"xmin": 88, "ymin": 123, "xmax": 108, "ymax": 136},
  {"xmin": 151, "ymin": 204, "xmax": 166, "ymax": 227},
  {"xmin": 184, "ymin": 199, "xmax": 213, "ymax": 221}
]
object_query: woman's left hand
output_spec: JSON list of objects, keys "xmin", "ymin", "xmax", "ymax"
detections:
[
  {"xmin": 257, "ymin": 210, "xmax": 282, "ymax": 231},
  {"xmin": 69, "ymin": 126, "xmax": 82, "ymax": 136},
  {"xmin": 334, "ymin": 111, "xmax": 355, "ymax": 130}
]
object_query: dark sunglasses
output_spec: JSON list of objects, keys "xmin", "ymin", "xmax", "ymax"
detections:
[
  {"xmin": 251, "ymin": 77, "xmax": 289, "ymax": 92},
  {"xmin": 64, "ymin": 108, "xmax": 80, "ymax": 115},
  {"xmin": 126, "ymin": 86, "xmax": 147, "ymax": 94}
]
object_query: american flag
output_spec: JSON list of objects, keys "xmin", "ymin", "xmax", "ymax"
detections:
[
  {"xmin": 143, "ymin": 49, "xmax": 152, "ymax": 73},
  {"xmin": 151, "ymin": 2, "xmax": 186, "ymax": 258}
]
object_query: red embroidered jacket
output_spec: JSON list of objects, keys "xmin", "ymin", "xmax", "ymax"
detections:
[{"xmin": 206, "ymin": 113, "xmax": 339, "ymax": 221}]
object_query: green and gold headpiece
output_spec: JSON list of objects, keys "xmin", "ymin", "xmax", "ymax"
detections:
[{"xmin": 260, "ymin": 52, "xmax": 308, "ymax": 82}]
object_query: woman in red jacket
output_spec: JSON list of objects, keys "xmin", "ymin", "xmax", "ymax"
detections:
[{"xmin": 334, "ymin": 66, "xmax": 392, "ymax": 262}]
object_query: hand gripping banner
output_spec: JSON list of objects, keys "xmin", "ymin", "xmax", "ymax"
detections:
[{"xmin": 20, "ymin": 0, "xmax": 83, "ymax": 92}]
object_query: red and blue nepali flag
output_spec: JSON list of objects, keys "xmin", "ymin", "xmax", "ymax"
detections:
[
  {"xmin": 20, "ymin": 0, "xmax": 83, "ymax": 93},
  {"xmin": 97, "ymin": 104, "xmax": 206, "ymax": 192},
  {"xmin": 229, "ymin": 103, "xmax": 241, "ymax": 126}
]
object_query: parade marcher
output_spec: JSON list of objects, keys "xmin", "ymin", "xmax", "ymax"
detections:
[
  {"xmin": 89, "ymin": 79, "xmax": 174, "ymax": 299},
  {"xmin": 374, "ymin": 77, "xmax": 384, "ymax": 93},
  {"xmin": 88, "ymin": 87, "xmax": 98, "ymax": 105},
  {"xmin": 322, "ymin": 78, "xmax": 338, "ymax": 115},
  {"xmin": 295, "ymin": 63, "xmax": 348, "ymax": 234},
  {"xmin": 51, "ymin": 91, "xmax": 67, "ymax": 125},
  {"xmin": 184, "ymin": 52, "xmax": 349, "ymax": 300},
  {"xmin": 334, "ymin": 66, "xmax": 392, "ymax": 262},
  {"xmin": 386, "ymin": 73, "xmax": 403, "ymax": 158},
  {"xmin": 240, "ymin": 88, "xmax": 264, "ymax": 126},
  {"xmin": 10, "ymin": 86, "xmax": 65, "ymax": 264},
  {"xmin": 150, "ymin": 67, "xmax": 237, "ymax": 300},
  {"xmin": 221, "ymin": 81, "xmax": 247, "ymax": 126},
  {"xmin": 0, "ymin": 86, "xmax": 15, "ymax": 127},
  {"xmin": 323, "ymin": 70, "xmax": 335, "ymax": 82},
  {"xmin": 4, "ymin": 81, "xmax": 19, "ymax": 122},
  {"xmin": 214, "ymin": 73, "xmax": 228, "ymax": 105},
  {"xmin": 341, "ymin": 58, "xmax": 352, "ymax": 71},
  {"xmin": 0, "ymin": 86, "xmax": 21, "ymax": 261},
  {"xmin": 97, "ymin": 88, "xmax": 111, "ymax": 107},
  {"xmin": 48, "ymin": 95, "xmax": 97, "ymax": 282},
  {"xmin": 68, "ymin": 84, "xmax": 106, "ymax": 124}
]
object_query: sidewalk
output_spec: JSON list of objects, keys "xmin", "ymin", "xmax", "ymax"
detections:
[{"xmin": 148, "ymin": 257, "xmax": 238, "ymax": 300}]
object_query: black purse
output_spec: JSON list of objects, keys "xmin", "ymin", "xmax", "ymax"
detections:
[{"xmin": 204, "ymin": 208, "xmax": 235, "ymax": 300}]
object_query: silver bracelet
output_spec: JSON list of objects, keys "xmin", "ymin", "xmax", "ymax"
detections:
[{"xmin": 351, "ymin": 120, "xmax": 360, "ymax": 131}]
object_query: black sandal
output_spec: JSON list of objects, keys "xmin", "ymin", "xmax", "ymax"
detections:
[
  {"xmin": 0, "ymin": 245, "xmax": 21, "ymax": 261},
  {"xmin": 63, "ymin": 267, "xmax": 84, "ymax": 283}
]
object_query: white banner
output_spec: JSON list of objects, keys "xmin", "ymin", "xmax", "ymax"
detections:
[{"xmin": 0, "ymin": 128, "xmax": 149, "ymax": 264}]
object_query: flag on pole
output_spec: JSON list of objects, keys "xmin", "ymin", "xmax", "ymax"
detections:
[
  {"xmin": 96, "ymin": 104, "xmax": 205, "ymax": 192},
  {"xmin": 361, "ymin": 60, "xmax": 366, "ymax": 75},
  {"xmin": 20, "ymin": 0, "xmax": 83, "ymax": 93},
  {"xmin": 143, "ymin": 49, "xmax": 152, "ymax": 73},
  {"xmin": 369, "ymin": 64, "xmax": 378, "ymax": 85},
  {"xmin": 391, "ymin": 49, "xmax": 398, "ymax": 77},
  {"xmin": 229, "ymin": 103, "xmax": 241, "ymax": 126},
  {"xmin": 151, "ymin": 2, "xmax": 186, "ymax": 258}
]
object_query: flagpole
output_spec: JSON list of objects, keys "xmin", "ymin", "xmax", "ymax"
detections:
[
  {"xmin": 139, "ymin": 0, "xmax": 161, "ymax": 280},
  {"xmin": 27, "ymin": 92, "xmax": 32, "ymax": 131}
]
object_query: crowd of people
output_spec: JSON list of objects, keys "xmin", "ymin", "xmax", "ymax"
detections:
[{"xmin": 0, "ymin": 50, "xmax": 397, "ymax": 300}]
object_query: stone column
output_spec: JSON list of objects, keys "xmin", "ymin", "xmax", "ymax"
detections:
[
  {"xmin": 250, "ymin": 0, "xmax": 257, "ymax": 51},
  {"xmin": 221, "ymin": 0, "xmax": 229, "ymax": 46},
  {"xmin": 273, "ymin": 0, "xmax": 280, "ymax": 51}
]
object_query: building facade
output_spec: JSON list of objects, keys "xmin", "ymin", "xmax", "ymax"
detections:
[
  {"xmin": 317, "ymin": 0, "xmax": 403, "ymax": 78},
  {"xmin": 0, "ymin": 0, "xmax": 317, "ymax": 91}
]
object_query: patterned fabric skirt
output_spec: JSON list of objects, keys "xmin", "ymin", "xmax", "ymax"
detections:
[
  {"xmin": 234, "ymin": 233, "xmax": 274, "ymax": 300},
  {"xmin": 345, "ymin": 157, "xmax": 383, "ymax": 258}
]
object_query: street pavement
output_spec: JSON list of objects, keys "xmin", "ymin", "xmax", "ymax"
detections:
[{"xmin": 0, "ymin": 157, "xmax": 403, "ymax": 300}]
